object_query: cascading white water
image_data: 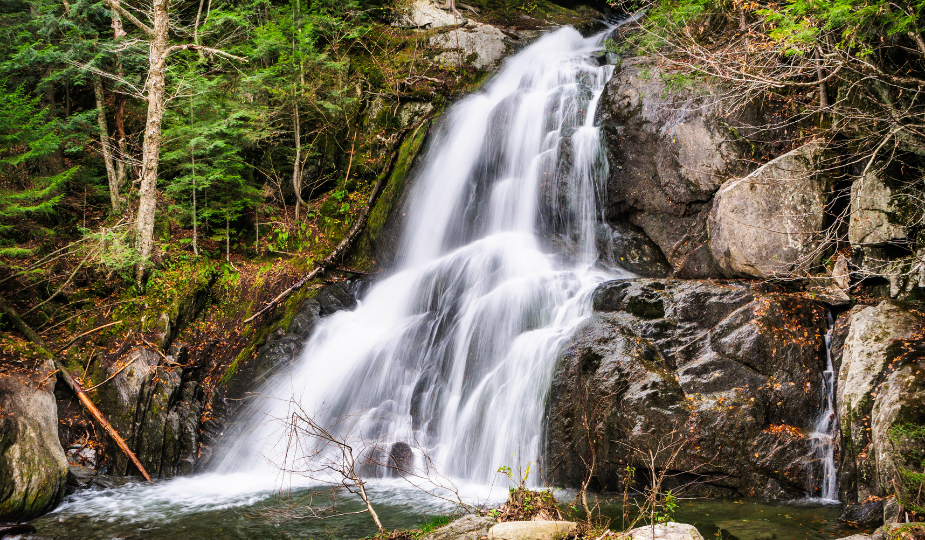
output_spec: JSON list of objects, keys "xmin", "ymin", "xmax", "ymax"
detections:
[
  {"xmin": 215, "ymin": 26, "xmax": 627, "ymax": 486},
  {"xmin": 808, "ymin": 311, "xmax": 838, "ymax": 501}
]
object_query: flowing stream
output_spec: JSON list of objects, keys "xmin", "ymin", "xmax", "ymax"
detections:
[{"xmin": 22, "ymin": 23, "xmax": 851, "ymax": 540}]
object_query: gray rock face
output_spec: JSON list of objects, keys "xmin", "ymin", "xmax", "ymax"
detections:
[
  {"xmin": 596, "ymin": 62, "xmax": 749, "ymax": 278},
  {"xmin": 421, "ymin": 515, "xmax": 496, "ymax": 540},
  {"xmin": 835, "ymin": 301, "xmax": 923, "ymax": 502},
  {"xmin": 431, "ymin": 23, "xmax": 509, "ymax": 70},
  {"xmin": 709, "ymin": 141, "xmax": 833, "ymax": 278},
  {"xmin": 0, "ymin": 361, "xmax": 68, "ymax": 521},
  {"xmin": 96, "ymin": 348, "xmax": 203, "ymax": 479},
  {"xmin": 548, "ymin": 279, "xmax": 829, "ymax": 499},
  {"xmin": 849, "ymin": 171, "xmax": 912, "ymax": 247},
  {"xmin": 625, "ymin": 522, "xmax": 704, "ymax": 540}
]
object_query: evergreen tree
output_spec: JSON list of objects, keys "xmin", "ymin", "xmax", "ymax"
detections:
[{"xmin": 0, "ymin": 84, "xmax": 77, "ymax": 258}]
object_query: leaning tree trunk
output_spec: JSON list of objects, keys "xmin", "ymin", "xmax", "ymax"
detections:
[
  {"xmin": 93, "ymin": 75, "xmax": 121, "ymax": 213},
  {"xmin": 134, "ymin": 0, "xmax": 169, "ymax": 286}
]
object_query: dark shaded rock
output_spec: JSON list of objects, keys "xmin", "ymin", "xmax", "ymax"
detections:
[
  {"xmin": 0, "ymin": 361, "xmax": 68, "ymax": 521},
  {"xmin": 548, "ymin": 279, "xmax": 829, "ymax": 499},
  {"xmin": 631, "ymin": 206, "xmax": 721, "ymax": 278},
  {"xmin": 0, "ymin": 524, "xmax": 37, "ymax": 537},
  {"xmin": 596, "ymin": 222, "xmax": 672, "ymax": 277},
  {"xmin": 388, "ymin": 442, "xmax": 414, "ymax": 477},
  {"xmin": 840, "ymin": 499, "xmax": 884, "ymax": 526},
  {"xmin": 95, "ymin": 347, "xmax": 201, "ymax": 480}
]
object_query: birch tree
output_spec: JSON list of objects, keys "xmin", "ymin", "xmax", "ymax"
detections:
[{"xmin": 102, "ymin": 0, "xmax": 245, "ymax": 286}]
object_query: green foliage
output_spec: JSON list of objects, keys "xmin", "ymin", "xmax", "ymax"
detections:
[
  {"xmin": 0, "ymin": 83, "xmax": 75, "ymax": 257},
  {"xmin": 889, "ymin": 422, "xmax": 925, "ymax": 515},
  {"xmin": 162, "ymin": 71, "xmax": 259, "ymax": 248}
]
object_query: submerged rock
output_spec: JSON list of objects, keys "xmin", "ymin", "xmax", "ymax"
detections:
[
  {"xmin": 0, "ymin": 361, "xmax": 68, "ymax": 521},
  {"xmin": 839, "ymin": 498, "xmax": 884, "ymax": 526},
  {"xmin": 548, "ymin": 279, "xmax": 829, "ymax": 499}
]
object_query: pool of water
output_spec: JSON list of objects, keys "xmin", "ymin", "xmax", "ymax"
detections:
[{"xmin": 22, "ymin": 477, "xmax": 873, "ymax": 540}]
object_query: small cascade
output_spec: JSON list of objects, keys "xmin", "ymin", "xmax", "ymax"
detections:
[{"xmin": 808, "ymin": 310, "xmax": 838, "ymax": 502}]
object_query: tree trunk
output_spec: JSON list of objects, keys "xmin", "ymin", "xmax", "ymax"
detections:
[
  {"xmin": 192, "ymin": 153, "xmax": 198, "ymax": 256},
  {"xmin": 816, "ymin": 48, "xmax": 829, "ymax": 109},
  {"xmin": 111, "ymin": 2, "xmax": 128, "ymax": 193},
  {"xmin": 134, "ymin": 0, "xmax": 170, "ymax": 286},
  {"xmin": 292, "ymin": 99, "xmax": 302, "ymax": 221},
  {"xmin": 94, "ymin": 75, "xmax": 121, "ymax": 213}
]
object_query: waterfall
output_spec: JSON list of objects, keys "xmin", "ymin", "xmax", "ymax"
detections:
[
  {"xmin": 808, "ymin": 311, "xmax": 838, "ymax": 501},
  {"xmin": 214, "ymin": 26, "xmax": 626, "ymax": 487}
]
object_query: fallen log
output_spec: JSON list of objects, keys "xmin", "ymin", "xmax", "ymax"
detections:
[
  {"xmin": 0, "ymin": 295, "xmax": 153, "ymax": 482},
  {"xmin": 244, "ymin": 117, "xmax": 431, "ymax": 325}
]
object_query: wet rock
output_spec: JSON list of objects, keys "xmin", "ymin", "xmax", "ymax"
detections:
[
  {"xmin": 0, "ymin": 524, "xmax": 37, "ymax": 537},
  {"xmin": 549, "ymin": 279, "xmax": 828, "ymax": 499},
  {"xmin": 596, "ymin": 222, "xmax": 672, "ymax": 277},
  {"xmin": 421, "ymin": 514, "xmax": 496, "ymax": 540},
  {"xmin": 709, "ymin": 141, "xmax": 834, "ymax": 279},
  {"xmin": 388, "ymin": 442, "xmax": 413, "ymax": 477},
  {"xmin": 835, "ymin": 302, "xmax": 922, "ymax": 501},
  {"xmin": 0, "ymin": 362, "xmax": 68, "ymax": 521},
  {"xmin": 840, "ymin": 499, "xmax": 884, "ymax": 526},
  {"xmin": 66, "ymin": 465, "xmax": 96, "ymax": 491},
  {"xmin": 625, "ymin": 522, "xmax": 704, "ymax": 540},
  {"xmin": 488, "ymin": 521, "xmax": 576, "ymax": 540}
]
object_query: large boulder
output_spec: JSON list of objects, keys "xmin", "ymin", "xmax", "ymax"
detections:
[
  {"xmin": 835, "ymin": 301, "xmax": 923, "ymax": 503},
  {"xmin": 421, "ymin": 515, "xmax": 496, "ymax": 540},
  {"xmin": 595, "ymin": 61, "xmax": 751, "ymax": 278},
  {"xmin": 488, "ymin": 521, "xmax": 576, "ymax": 540},
  {"xmin": 0, "ymin": 361, "xmax": 68, "ymax": 521},
  {"xmin": 625, "ymin": 522, "xmax": 704, "ymax": 540},
  {"xmin": 431, "ymin": 23, "xmax": 509, "ymax": 70},
  {"xmin": 547, "ymin": 279, "xmax": 830, "ymax": 499},
  {"xmin": 709, "ymin": 141, "xmax": 834, "ymax": 279}
]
